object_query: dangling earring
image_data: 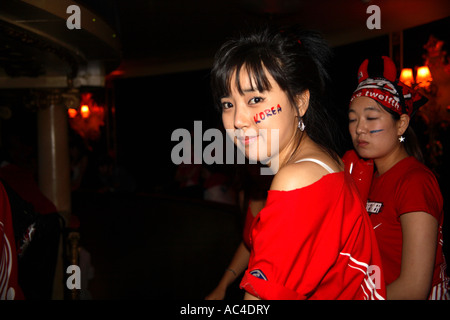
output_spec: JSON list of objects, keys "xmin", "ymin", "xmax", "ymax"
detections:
[
  {"xmin": 399, "ymin": 135, "xmax": 405, "ymax": 143},
  {"xmin": 298, "ymin": 117, "xmax": 306, "ymax": 131}
]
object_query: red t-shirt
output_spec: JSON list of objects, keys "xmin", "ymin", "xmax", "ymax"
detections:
[
  {"xmin": 367, "ymin": 156, "xmax": 448, "ymax": 287},
  {"xmin": 0, "ymin": 182, "xmax": 24, "ymax": 300},
  {"xmin": 0, "ymin": 164, "xmax": 57, "ymax": 215},
  {"xmin": 240, "ymin": 171, "xmax": 386, "ymax": 300}
]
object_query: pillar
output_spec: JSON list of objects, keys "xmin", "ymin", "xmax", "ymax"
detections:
[{"xmin": 37, "ymin": 89, "xmax": 72, "ymax": 300}]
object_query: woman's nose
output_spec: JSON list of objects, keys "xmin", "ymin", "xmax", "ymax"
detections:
[
  {"xmin": 355, "ymin": 120, "xmax": 367, "ymax": 135},
  {"xmin": 234, "ymin": 106, "xmax": 250, "ymax": 129}
]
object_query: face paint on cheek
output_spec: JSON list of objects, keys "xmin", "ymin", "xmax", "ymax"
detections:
[
  {"xmin": 369, "ymin": 129, "xmax": 384, "ymax": 134},
  {"xmin": 254, "ymin": 104, "xmax": 282, "ymax": 124}
]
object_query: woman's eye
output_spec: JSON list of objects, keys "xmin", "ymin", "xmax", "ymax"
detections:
[
  {"xmin": 348, "ymin": 118, "xmax": 356, "ymax": 123},
  {"xmin": 222, "ymin": 102, "xmax": 233, "ymax": 109},
  {"xmin": 367, "ymin": 117, "xmax": 378, "ymax": 121},
  {"xmin": 249, "ymin": 97, "xmax": 264, "ymax": 105}
]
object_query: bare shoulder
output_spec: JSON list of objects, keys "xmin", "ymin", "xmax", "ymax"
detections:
[{"xmin": 270, "ymin": 160, "xmax": 335, "ymax": 191}]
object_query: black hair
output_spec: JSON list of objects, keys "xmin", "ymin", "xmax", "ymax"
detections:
[
  {"xmin": 379, "ymin": 104, "xmax": 424, "ymax": 163},
  {"xmin": 210, "ymin": 24, "xmax": 344, "ymax": 163}
]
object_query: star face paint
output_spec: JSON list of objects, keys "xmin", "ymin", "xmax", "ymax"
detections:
[
  {"xmin": 369, "ymin": 129, "xmax": 384, "ymax": 134},
  {"xmin": 254, "ymin": 104, "xmax": 282, "ymax": 124}
]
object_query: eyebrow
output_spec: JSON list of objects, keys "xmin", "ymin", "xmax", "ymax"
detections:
[
  {"xmin": 364, "ymin": 106, "xmax": 381, "ymax": 112},
  {"xmin": 221, "ymin": 87, "xmax": 258, "ymax": 100},
  {"xmin": 348, "ymin": 106, "xmax": 381, "ymax": 114}
]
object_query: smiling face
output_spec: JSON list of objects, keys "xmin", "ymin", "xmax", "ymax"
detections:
[
  {"xmin": 348, "ymin": 96, "xmax": 406, "ymax": 160},
  {"xmin": 220, "ymin": 66, "xmax": 301, "ymax": 167}
]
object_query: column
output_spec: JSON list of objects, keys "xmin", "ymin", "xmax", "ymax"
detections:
[{"xmin": 37, "ymin": 89, "xmax": 72, "ymax": 300}]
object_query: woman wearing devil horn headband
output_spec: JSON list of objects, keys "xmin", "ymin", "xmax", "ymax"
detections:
[{"xmin": 344, "ymin": 56, "xmax": 449, "ymax": 299}]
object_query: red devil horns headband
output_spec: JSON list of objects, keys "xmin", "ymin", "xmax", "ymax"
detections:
[
  {"xmin": 351, "ymin": 56, "xmax": 427, "ymax": 117},
  {"xmin": 357, "ymin": 56, "xmax": 397, "ymax": 83}
]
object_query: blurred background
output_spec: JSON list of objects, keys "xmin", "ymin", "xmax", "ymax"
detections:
[{"xmin": 0, "ymin": 0, "xmax": 449, "ymax": 300}]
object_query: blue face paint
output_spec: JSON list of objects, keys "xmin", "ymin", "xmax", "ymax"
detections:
[{"xmin": 370, "ymin": 129, "xmax": 384, "ymax": 134}]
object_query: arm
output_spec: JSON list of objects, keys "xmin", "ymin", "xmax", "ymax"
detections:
[
  {"xmin": 205, "ymin": 241, "xmax": 250, "ymax": 300},
  {"xmin": 386, "ymin": 211, "xmax": 438, "ymax": 299},
  {"xmin": 244, "ymin": 292, "xmax": 260, "ymax": 300}
]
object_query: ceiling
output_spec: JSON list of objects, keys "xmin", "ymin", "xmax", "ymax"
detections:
[
  {"xmin": 102, "ymin": 0, "xmax": 450, "ymax": 77},
  {"xmin": 0, "ymin": 0, "xmax": 449, "ymax": 83}
]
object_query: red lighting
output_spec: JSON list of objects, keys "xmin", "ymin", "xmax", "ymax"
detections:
[
  {"xmin": 108, "ymin": 69, "xmax": 124, "ymax": 77},
  {"xmin": 69, "ymin": 92, "xmax": 105, "ymax": 142},
  {"xmin": 416, "ymin": 66, "xmax": 433, "ymax": 87},
  {"xmin": 80, "ymin": 105, "xmax": 90, "ymax": 118},
  {"xmin": 68, "ymin": 108, "xmax": 77, "ymax": 118},
  {"xmin": 400, "ymin": 68, "xmax": 414, "ymax": 87}
]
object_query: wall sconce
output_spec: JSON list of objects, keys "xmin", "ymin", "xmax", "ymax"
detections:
[
  {"xmin": 67, "ymin": 92, "xmax": 105, "ymax": 142},
  {"xmin": 68, "ymin": 108, "xmax": 78, "ymax": 118},
  {"xmin": 399, "ymin": 68, "xmax": 414, "ymax": 87},
  {"xmin": 416, "ymin": 66, "xmax": 433, "ymax": 88},
  {"xmin": 399, "ymin": 65, "xmax": 436, "ymax": 96},
  {"xmin": 80, "ymin": 104, "xmax": 91, "ymax": 118}
]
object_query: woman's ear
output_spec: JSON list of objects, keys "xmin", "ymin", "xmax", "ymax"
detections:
[
  {"xmin": 397, "ymin": 114, "xmax": 410, "ymax": 136},
  {"xmin": 296, "ymin": 90, "xmax": 310, "ymax": 117}
]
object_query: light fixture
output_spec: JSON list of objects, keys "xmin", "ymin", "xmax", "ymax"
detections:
[
  {"xmin": 416, "ymin": 66, "xmax": 433, "ymax": 88},
  {"xmin": 68, "ymin": 92, "xmax": 105, "ymax": 142},
  {"xmin": 80, "ymin": 104, "xmax": 90, "ymax": 118},
  {"xmin": 68, "ymin": 108, "xmax": 77, "ymax": 118},
  {"xmin": 399, "ymin": 68, "xmax": 414, "ymax": 87},
  {"xmin": 399, "ymin": 65, "xmax": 435, "ymax": 94}
]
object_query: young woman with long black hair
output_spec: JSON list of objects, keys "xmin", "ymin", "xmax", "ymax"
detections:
[{"xmin": 210, "ymin": 25, "xmax": 386, "ymax": 300}]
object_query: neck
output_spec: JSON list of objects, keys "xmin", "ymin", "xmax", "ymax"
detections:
[
  {"xmin": 278, "ymin": 131, "xmax": 310, "ymax": 169},
  {"xmin": 374, "ymin": 144, "xmax": 409, "ymax": 175}
]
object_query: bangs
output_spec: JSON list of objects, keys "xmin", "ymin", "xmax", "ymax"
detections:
[
  {"xmin": 233, "ymin": 60, "xmax": 272, "ymax": 96},
  {"xmin": 211, "ymin": 45, "xmax": 278, "ymax": 108},
  {"xmin": 220, "ymin": 61, "xmax": 272, "ymax": 99}
]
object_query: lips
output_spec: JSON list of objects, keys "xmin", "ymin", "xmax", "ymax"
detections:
[
  {"xmin": 237, "ymin": 135, "xmax": 258, "ymax": 146},
  {"xmin": 357, "ymin": 139, "xmax": 368, "ymax": 147}
]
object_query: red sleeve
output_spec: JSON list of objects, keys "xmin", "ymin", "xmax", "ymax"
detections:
[
  {"xmin": 342, "ymin": 149, "xmax": 374, "ymax": 203},
  {"xmin": 395, "ymin": 167, "xmax": 443, "ymax": 220}
]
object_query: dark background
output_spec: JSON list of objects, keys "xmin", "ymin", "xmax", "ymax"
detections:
[
  {"xmin": 0, "ymin": 8, "xmax": 448, "ymax": 300},
  {"xmin": 110, "ymin": 17, "xmax": 450, "ymax": 194}
]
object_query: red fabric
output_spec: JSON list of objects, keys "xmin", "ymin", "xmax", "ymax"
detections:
[
  {"xmin": 240, "ymin": 172, "xmax": 385, "ymax": 300},
  {"xmin": 342, "ymin": 150, "xmax": 374, "ymax": 203},
  {"xmin": 0, "ymin": 164, "xmax": 56, "ymax": 214},
  {"xmin": 367, "ymin": 156, "xmax": 447, "ymax": 287},
  {"xmin": 0, "ymin": 182, "xmax": 24, "ymax": 300},
  {"xmin": 243, "ymin": 204, "xmax": 254, "ymax": 250}
]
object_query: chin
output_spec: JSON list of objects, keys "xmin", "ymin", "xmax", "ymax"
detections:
[{"xmin": 355, "ymin": 149, "xmax": 375, "ymax": 160}]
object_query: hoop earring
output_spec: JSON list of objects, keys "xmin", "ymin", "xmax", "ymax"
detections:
[
  {"xmin": 399, "ymin": 136, "xmax": 405, "ymax": 143},
  {"xmin": 298, "ymin": 117, "xmax": 306, "ymax": 131}
]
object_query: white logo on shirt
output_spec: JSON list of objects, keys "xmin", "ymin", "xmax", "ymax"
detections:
[{"xmin": 366, "ymin": 201, "xmax": 383, "ymax": 215}]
